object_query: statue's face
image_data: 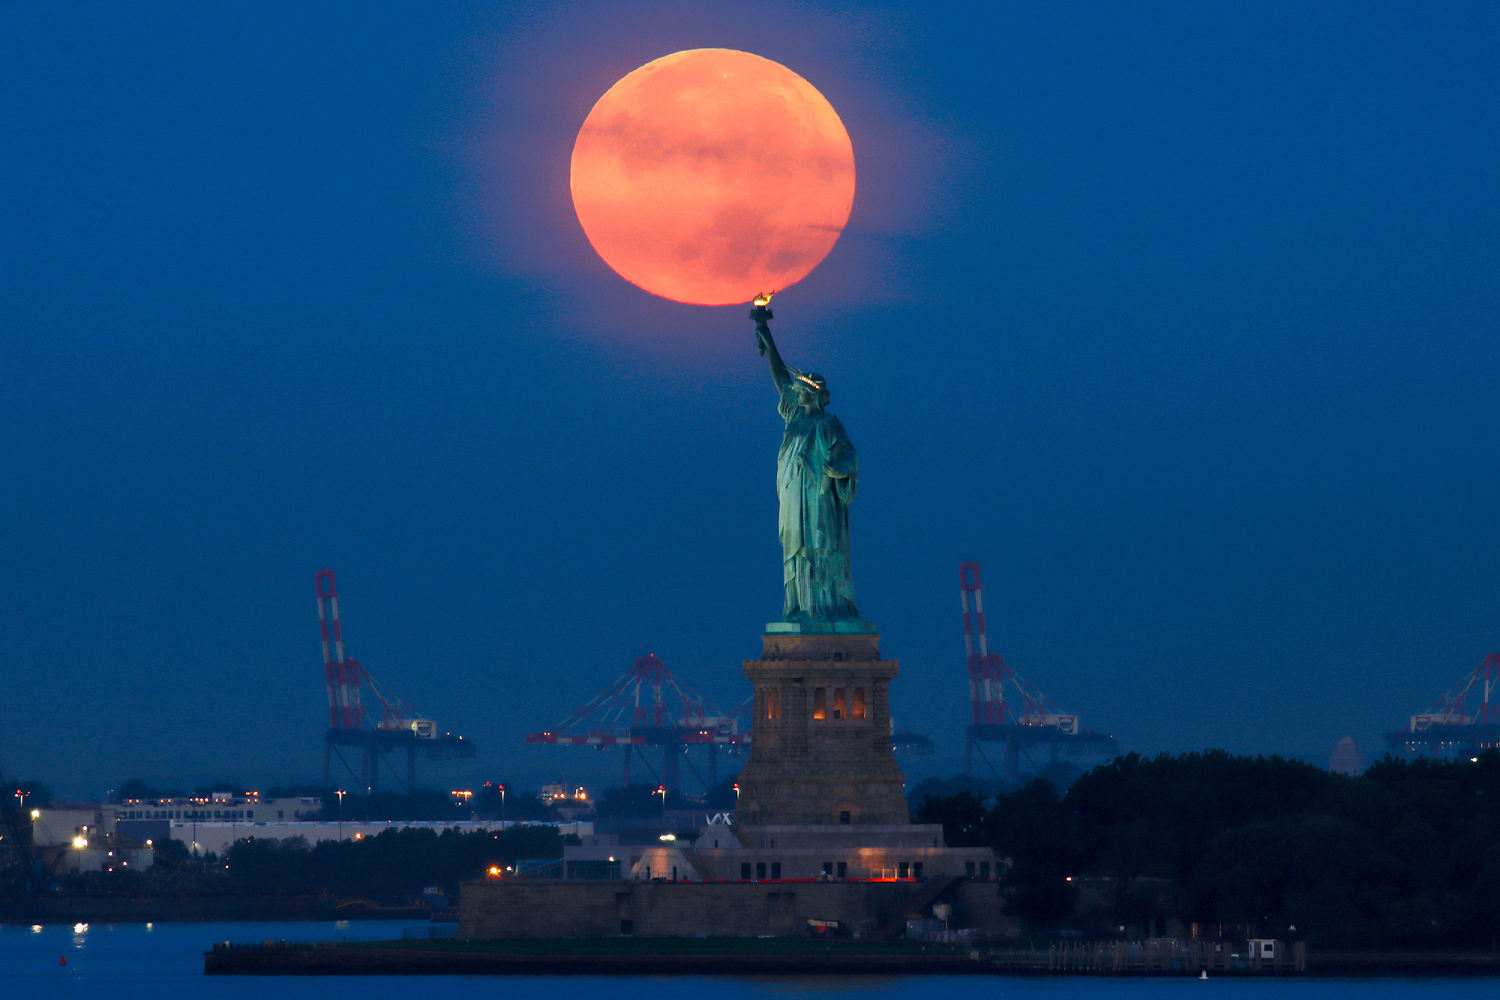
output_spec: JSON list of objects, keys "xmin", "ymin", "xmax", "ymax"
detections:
[
  {"xmin": 793, "ymin": 372, "xmax": 828, "ymax": 412},
  {"xmin": 793, "ymin": 381, "xmax": 824, "ymax": 413}
]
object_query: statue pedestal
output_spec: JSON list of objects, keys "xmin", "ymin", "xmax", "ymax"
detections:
[{"xmin": 735, "ymin": 630, "xmax": 909, "ymax": 826}]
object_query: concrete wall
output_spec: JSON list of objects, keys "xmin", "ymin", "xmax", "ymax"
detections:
[
  {"xmin": 32, "ymin": 808, "xmax": 106, "ymax": 848},
  {"xmin": 689, "ymin": 843, "xmax": 996, "ymax": 881},
  {"xmin": 460, "ymin": 878, "xmax": 1019, "ymax": 939},
  {"xmin": 949, "ymin": 880, "xmax": 1018, "ymax": 937},
  {"xmin": 460, "ymin": 880, "xmax": 917, "ymax": 939}
]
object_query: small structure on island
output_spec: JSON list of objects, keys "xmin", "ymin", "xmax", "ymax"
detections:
[{"xmin": 460, "ymin": 299, "xmax": 1002, "ymax": 940}]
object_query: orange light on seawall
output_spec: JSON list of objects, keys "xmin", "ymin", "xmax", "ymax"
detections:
[{"xmin": 570, "ymin": 49, "xmax": 855, "ymax": 306}]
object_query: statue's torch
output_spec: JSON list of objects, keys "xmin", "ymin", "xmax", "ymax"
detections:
[{"xmin": 750, "ymin": 291, "xmax": 775, "ymax": 355}]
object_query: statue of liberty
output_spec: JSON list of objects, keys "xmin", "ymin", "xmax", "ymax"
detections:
[{"xmin": 751, "ymin": 295, "xmax": 862, "ymax": 625}]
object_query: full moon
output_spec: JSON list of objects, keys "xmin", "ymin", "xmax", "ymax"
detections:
[{"xmin": 570, "ymin": 49, "xmax": 855, "ymax": 307}]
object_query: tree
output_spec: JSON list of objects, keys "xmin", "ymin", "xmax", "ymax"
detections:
[
  {"xmin": 151, "ymin": 837, "xmax": 191, "ymax": 868},
  {"xmin": 117, "ymin": 778, "xmax": 154, "ymax": 800},
  {"xmin": 990, "ymin": 779, "xmax": 1082, "ymax": 928},
  {"xmin": 595, "ymin": 783, "xmax": 683, "ymax": 817},
  {"xmin": 913, "ymin": 790, "xmax": 990, "ymax": 847}
]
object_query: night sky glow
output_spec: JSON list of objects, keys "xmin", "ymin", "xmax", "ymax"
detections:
[{"xmin": 3, "ymin": 3, "xmax": 1498, "ymax": 795}]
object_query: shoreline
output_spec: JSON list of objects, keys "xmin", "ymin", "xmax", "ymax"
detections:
[
  {"xmin": 205, "ymin": 942, "xmax": 991, "ymax": 976},
  {"xmin": 201, "ymin": 938, "xmax": 1500, "ymax": 978},
  {"xmin": 0, "ymin": 897, "xmax": 434, "ymax": 924}
]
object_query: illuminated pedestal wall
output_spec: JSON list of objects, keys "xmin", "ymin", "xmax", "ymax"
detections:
[{"xmin": 734, "ymin": 631, "xmax": 910, "ymax": 827}]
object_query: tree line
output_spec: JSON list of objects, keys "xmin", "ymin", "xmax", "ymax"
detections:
[
  {"xmin": 44, "ymin": 825, "xmax": 568, "ymax": 903},
  {"xmin": 913, "ymin": 749, "xmax": 1500, "ymax": 948}
]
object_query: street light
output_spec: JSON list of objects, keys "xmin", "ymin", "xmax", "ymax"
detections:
[
  {"xmin": 654, "ymin": 785, "xmax": 666, "ymax": 815},
  {"xmin": 498, "ymin": 784, "xmax": 506, "ymax": 824},
  {"xmin": 335, "ymin": 790, "xmax": 346, "ymax": 841}
]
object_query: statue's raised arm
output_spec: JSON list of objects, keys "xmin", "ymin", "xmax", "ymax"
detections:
[{"xmin": 750, "ymin": 292, "xmax": 790, "ymax": 394}]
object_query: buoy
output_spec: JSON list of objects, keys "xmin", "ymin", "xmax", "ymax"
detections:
[{"xmin": 59, "ymin": 956, "xmax": 67, "ymax": 966}]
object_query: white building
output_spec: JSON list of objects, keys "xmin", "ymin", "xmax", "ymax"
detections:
[{"xmin": 31, "ymin": 792, "xmax": 590, "ymax": 864}]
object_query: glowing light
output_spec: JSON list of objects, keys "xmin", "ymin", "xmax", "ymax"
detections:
[
  {"xmin": 570, "ymin": 48, "xmax": 854, "ymax": 306},
  {"xmin": 72, "ymin": 836, "xmax": 88, "ymax": 849}
]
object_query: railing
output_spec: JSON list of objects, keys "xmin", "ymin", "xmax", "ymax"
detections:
[{"xmin": 988, "ymin": 940, "xmax": 1307, "ymax": 974}]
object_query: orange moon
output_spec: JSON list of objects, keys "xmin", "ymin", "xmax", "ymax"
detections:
[{"xmin": 570, "ymin": 48, "xmax": 855, "ymax": 306}]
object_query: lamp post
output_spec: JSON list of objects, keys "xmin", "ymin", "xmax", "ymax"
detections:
[
  {"xmin": 655, "ymin": 785, "xmax": 666, "ymax": 816},
  {"xmin": 14, "ymin": 789, "xmax": 25, "ymax": 813},
  {"xmin": 335, "ymin": 789, "xmax": 346, "ymax": 841},
  {"xmin": 498, "ymin": 784, "xmax": 506, "ymax": 824}
]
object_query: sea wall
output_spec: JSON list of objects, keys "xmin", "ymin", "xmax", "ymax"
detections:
[{"xmin": 459, "ymin": 879, "xmax": 1011, "ymax": 939}]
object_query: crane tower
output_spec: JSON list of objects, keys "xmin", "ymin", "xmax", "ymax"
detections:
[
  {"xmin": 526, "ymin": 654, "xmax": 744, "ymax": 793},
  {"xmin": 959, "ymin": 561, "xmax": 1115, "ymax": 781},
  {"xmin": 1385, "ymin": 653, "xmax": 1500, "ymax": 757},
  {"xmin": 315, "ymin": 570, "xmax": 475, "ymax": 791}
]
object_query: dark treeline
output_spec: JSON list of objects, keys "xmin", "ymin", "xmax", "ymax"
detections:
[
  {"xmin": 58, "ymin": 825, "xmax": 568, "ymax": 903},
  {"xmin": 223, "ymin": 825, "xmax": 567, "ymax": 899},
  {"xmin": 913, "ymin": 750, "xmax": 1500, "ymax": 949}
]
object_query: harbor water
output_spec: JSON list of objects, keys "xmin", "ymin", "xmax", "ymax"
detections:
[{"xmin": 5, "ymin": 920, "xmax": 1499, "ymax": 999}]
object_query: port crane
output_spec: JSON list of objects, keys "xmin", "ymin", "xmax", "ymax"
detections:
[
  {"xmin": 526, "ymin": 654, "xmax": 744, "ymax": 793},
  {"xmin": 960, "ymin": 561, "xmax": 1115, "ymax": 781},
  {"xmin": 1385, "ymin": 653, "xmax": 1500, "ymax": 758},
  {"xmin": 316, "ymin": 569, "xmax": 475, "ymax": 791}
]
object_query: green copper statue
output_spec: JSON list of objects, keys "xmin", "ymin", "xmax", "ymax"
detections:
[{"xmin": 751, "ymin": 295, "xmax": 862, "ymax": 624}]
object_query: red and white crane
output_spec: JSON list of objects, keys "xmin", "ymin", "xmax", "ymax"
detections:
[
  {"xmin": 526, "ymin": 654, "xmax": 743, "ymax": 792},
  {"xmin": 959, "ymin": 561, "xmax": 1114, "ymax": 780},
  {"xmin": 314, "ymin": 569, "xmax": 473, "ymax": 790},
  {"xmin": 1386, "ymin": 653, "xmax": 1500, "ymax": 756}
]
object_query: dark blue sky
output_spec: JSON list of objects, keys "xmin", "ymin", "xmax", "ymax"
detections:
[{"xmin": 4, "ymin": 3, "xmax": 1497, "ymax": 796}]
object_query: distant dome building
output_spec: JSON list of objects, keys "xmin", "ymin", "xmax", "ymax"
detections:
[{"xmin": 1329, "ymin": 736, "xmax": 1363, "ymax": 775}]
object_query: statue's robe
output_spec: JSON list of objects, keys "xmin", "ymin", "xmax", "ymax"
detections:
[{"xmin": 776, "ymin": 384, "xmax": 860, "ymax": 622}]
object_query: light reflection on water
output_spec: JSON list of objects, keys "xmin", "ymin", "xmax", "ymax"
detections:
[{"xmin": 2, "ymin": 921, "xmax": 1498, "ymax": 1000}]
